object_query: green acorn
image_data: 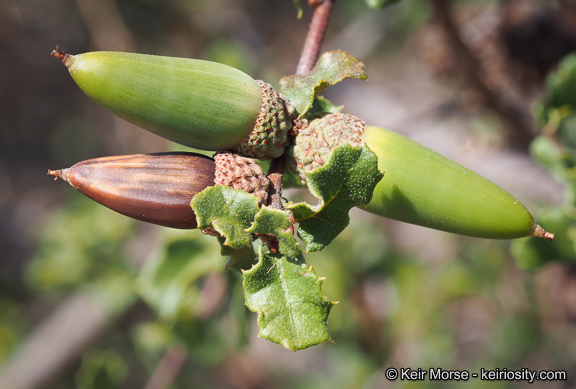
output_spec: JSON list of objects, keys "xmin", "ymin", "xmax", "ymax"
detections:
[
  {"xmin": 361, "ymin": 126, "xmax": 554, "ymax": 240},
  {"xmin": 287, "ymin": 112, "xmax": 552, "ymax": 240},
  {"xmin": 51, "ymin": 47, "xmax": 294, "ymax": 159},
  {"xmin": 48, "ymin": 152, "xmax": 215, "ymax": 229}
]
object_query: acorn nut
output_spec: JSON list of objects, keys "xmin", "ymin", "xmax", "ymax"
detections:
[
  {"xmin": 51, "ymin": 47, "xmax": 294, "ymax": 159},
  {"xmin": 361, "ymin": 126, "xmax": 555, "ymax": 240},
  {"xmin": 48, "ymin": 152, "xmax": 215, "ymax": 229}
]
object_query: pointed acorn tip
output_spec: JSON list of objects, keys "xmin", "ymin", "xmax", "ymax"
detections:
[
  {"xmin": 48, "ymin": 168, "xmax": 70, "ymax": 183},
  {"xmin": 533, "ymin": 224, "xmax": 555, "ymax": 241},
  {"xmin": 50, "ymin": 46, "xmax": 73, "ymax": 67}
]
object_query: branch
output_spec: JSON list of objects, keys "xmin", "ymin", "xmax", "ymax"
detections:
[
  {"xmin": 265, "ymin": 1, "xmax": 335, "ymax": 252},
  {"xmin": 266, "ymin": 0, "xmax": 335, "ymax": 214},
  {"xmin": 296, "ymin": 0, "xmax": 336, "ymax": 76},
  {"xmin": 264, "ymin": 156, "xmax": 286, "ymax": 252},
  {"xmin": 266, "ymin": 157, "xmax": 287, "ymax": 211},
  {"xmin": 428, "ymin": 0, "xmax": 534, "ymax": 150},
  {"xmin": 0, "ymin": 291, "xmax": 133, "ymax": 389}
]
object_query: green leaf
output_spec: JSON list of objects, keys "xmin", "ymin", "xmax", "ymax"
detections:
[
  {"xmin": 365, "ymin": 0, "xmax": 402, "ymax": 8},
  {"xmin": 306, "ymin": 96, "xmax": 344, "ymax": 119},
  {"xmin": 287, "ymin": 143, "xmax": 384, "ymax": 251},
  {"xmin": 510, "ymin": 206, "xmax": 576, "ymax": 270},
  {"xmin": 191, "ymin": 186, "xmax": 260, "ymax": 248},
  {"xmin": 530, "ymin": 136, "xmax": 567, "ymax": 179},
  {"xmin": 293, "ymin": 0, "xmax": 304, "ymax": 19},
  {"xmin": 136, "ymin": 234, "xmax": 224, "ymax": 319},
  {"xmin": 243, "ymin": 249, "xmax": 334, "ymax": 350},
  {"xmin": 279, "ymin": 50, "xmax": 367, "ymax": 116},
  {"xmin": 75, "ymin": 349, "xmax": 128, "ymax": 389},
  {"xmin": 248, "ymin": 207, "xmax": 303, "ymax": 257},
  {"xmin": 538, "ymin": 53, "xmax": 576, "ymax": 126},
  {"xmin": 545, "ymin": 53, "xmax": 576, "ymax": 110},
  {"xmin": 218, "ymin": 236, "xmax": 257, "ymax": 272}
]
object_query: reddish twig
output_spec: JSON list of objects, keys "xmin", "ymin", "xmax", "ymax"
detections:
[
  {"xmin": 266, "ymin": 0, "xmax": 335, "ymax": 210},
  {"xmin": 264, "ymin": 156, "xmax": 286, "ymax": 252},
  {"xmin": 296, "ymin": 0, "xmax": 335, "ymax": 76},
  {"xmin": 428, "ymin": 0, "xmax": 534, "ymax": 149},
  {"xmin": 264, "ymin": 0, "xmax": 335, "ymax": 252},
  {"xmin": 264, "ymin": 155, "xmax": 288, "ymax": 252},
  {"xmin": 266, "ymin": 156, "xmax": 287, "ymax": 211}
]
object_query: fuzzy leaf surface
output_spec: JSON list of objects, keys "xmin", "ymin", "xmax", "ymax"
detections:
[
  {"xmin": 248, "ymin": 207, "xmax": 302, "ymax": 257},
  {"xmin": 218, "ymin": 236, "xmax": 257, "ymax": 271},
  {"xmin": 287, "ymin": 143, "xmax": 383, "ymax": 251},
  {"xmin": 279, "ymin": 50, "xmax": 367, "ymax": 116},
  {"xmin": 243, "ymin": 249, "xmax": 333, "ymax": 350},
  {"xmin": 190, "ymin": 186, "xmax": 259, "ymax": 248}
]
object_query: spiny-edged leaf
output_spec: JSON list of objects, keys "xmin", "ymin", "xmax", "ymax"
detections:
[
  {"xmin": 136, "ymin": 234, "xmax": 224, "ymax": 319},
  {"xmin": 247, "ymin": 207, "xmax": 302, "ymax": 257},
  {"xmin": 191, "ymin": 186, "xmax": 259, "ymax": 248},
  {"xmin": 365, "ymin": 0, "xmax": 402, "ymax": 9},
  {"xmin": 243, "ymin": 249, "xmax": 334, "ymax": 350},
  {"xmin": 279, "ymin": 50, "xmax": 367, "ymax": 116},
  {"xmin": 218, "ymin": 236, "xmax": 258, "ymax": 272},
  {"xmin": 287, "ymin": 143, "xmax": 383, "ymax": 252}
]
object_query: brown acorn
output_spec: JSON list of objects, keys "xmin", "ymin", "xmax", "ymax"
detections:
[{"xmin": 48, "ymin": 152, "xmax": 215, "ymax": 229}]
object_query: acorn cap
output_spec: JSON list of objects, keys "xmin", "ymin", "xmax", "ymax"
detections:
[
  {"xmin": 233, "ymin": 81, "xmax": 295, "ymax": 159},
  {"xmin": 52, "ymin": 48, "xmax": 295, "ymax": 159},
  {"xmin": 214, "ymin": 152, "xmax": 270, "ymax": 207},
  {"xmin": 287, "ymin": 113, "xmax": 366, "ymax": 182}
]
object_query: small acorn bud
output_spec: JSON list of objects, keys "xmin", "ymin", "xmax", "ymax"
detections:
[
  {"xmin": 51, "ymin": 47, "xmax": 295, "ymax": 159},
  {"xmin": 48, "ymin": 152, "xmax": 215, "ymax": 229},
  {"xmin": 287, "ymin": 113, "xmax": 366, "ymax": 181},
  {"xmin": 214, "ymin": 152, "xmax": 270, "ymax": 207}
]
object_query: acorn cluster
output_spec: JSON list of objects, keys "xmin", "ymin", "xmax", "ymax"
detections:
[
  {"xmin": 50, "ymin": 47, "xmax": 553, "ymax": 241},
  {"xmin": 50, "ymin": 48, "xmax": 340, "ymax": 229}
]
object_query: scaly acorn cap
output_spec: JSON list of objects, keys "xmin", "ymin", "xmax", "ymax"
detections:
[
  {"xmin": 51, "ymin": 47, "xmax": 294, "ymax": 159},
  {"xmin": 287, "ymin": 113, "xmax": 366, "ymax": 182},
  {"xmin": 48, "ymin": 152, "xmax": 215, "ymax": 229},
  {"xmin": 234, "ymin": 80, "xmax": 295, "ymax": 159},
  {"xmin": 214, "ymin": 152, "xmax": 270, "ymax": 207}
]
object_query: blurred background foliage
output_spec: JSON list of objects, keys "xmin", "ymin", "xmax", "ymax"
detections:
[{"xmin": 2, "ymin": 0, "xmax": 576, "ymax": 387}]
